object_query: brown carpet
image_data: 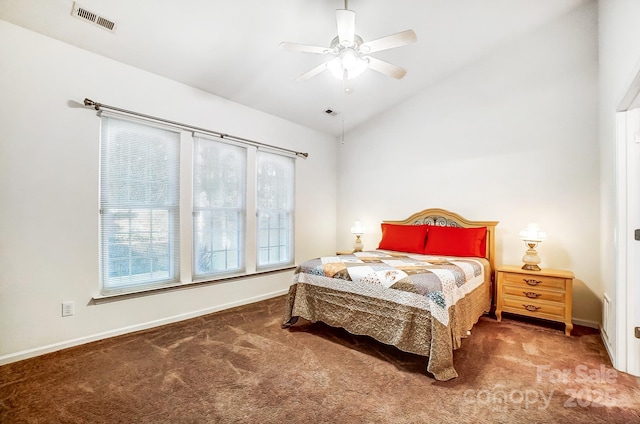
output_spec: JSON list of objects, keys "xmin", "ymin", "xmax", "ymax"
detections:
[{"xmin": 1, "ymin": 295, "xmax": 639, "ymax": 424}]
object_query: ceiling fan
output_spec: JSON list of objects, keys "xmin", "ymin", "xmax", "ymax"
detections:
[{"xmin": 280, "ymin": 0, "xmax": 417, "ymax": 93}]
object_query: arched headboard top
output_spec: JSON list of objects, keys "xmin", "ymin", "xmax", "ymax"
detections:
[{"xmin": 383, "ymin": 208, "xmax": 499, "ymax": 273}]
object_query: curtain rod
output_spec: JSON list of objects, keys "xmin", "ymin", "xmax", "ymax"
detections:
[{"xmin": 82, "ymin": 98, "xmax": 309, "ymax": 158}]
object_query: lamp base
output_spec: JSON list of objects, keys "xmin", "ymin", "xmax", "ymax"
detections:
[
  {"xmin": 521, "ymin": 246, "xmax": 542, "ymax": 271},
  {"xmin": 353, "ymin": 235, "xmax": 363, "ymax": 252}
]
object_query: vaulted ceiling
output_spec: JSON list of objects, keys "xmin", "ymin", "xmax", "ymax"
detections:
[{"xmin": 0, "ymin": 0, "xmax": 589, "ymax": 136}]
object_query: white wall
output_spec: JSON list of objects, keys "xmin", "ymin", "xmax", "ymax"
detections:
[
  {"xmin": 0, "ymin": 20, "xmax": 337, "ymax": 363},
  {"xmin": 598, "ymin": 0, "xmax": 640, "ymax": 369},
  {"xmin": 337, "ymin": 3, "xmax": 600, "ymax": 324}
]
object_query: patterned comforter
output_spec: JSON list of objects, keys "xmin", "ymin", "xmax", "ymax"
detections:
[{"xmin": 283, "ymin": 250, "xmax": 492, "ymax": 380}]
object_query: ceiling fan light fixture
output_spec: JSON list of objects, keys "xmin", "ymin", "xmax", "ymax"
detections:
[
  {"xmin": 327, "ymin": 50, "xmax": 368, "ymax": 80},
  {"xmin": 341, "ymin": 49, "xmax": 358, "ymax": 69}
]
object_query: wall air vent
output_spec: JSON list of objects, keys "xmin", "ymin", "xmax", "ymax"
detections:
[{"xmin": 71, "ymin": 2, "xmax": 117, "ymax": 32}]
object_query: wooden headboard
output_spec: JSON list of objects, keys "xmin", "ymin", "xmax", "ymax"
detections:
[{"xmin": 383, "ymin": 208, "xmax": 499, "ymax": 274}]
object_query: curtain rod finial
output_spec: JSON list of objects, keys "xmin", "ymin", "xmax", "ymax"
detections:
[{"xmin": 83, "ymin": 98, "xmax": 100, "ymax": 110}]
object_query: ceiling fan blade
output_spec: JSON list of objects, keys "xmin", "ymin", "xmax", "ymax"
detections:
[
  {"xmin": 295, "ymin": 62, "xmax": 328, "ymax": 82},
  {"xmin": 336, "ymin": 9, "xmax": 355, "ymax": 46},
  {"xmin": 279, "ymin": 42, "xmax": 330, "ymax": 55},
  {"xmin": 366, "ymin": 56, "xmax": 407, "ymax": 79},
  {"xmin": 360, "ymin": 29, "xmax": 417, "ymax": 54}
]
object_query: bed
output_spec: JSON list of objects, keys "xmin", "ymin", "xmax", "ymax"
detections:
[{"xmin": 282, "ymin": 208, "xmax": 499, "ymax": 380}]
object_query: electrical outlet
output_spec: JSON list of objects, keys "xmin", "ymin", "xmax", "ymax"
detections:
[
  {"xmin": 62, "ymin": 301, "xmax": 74, "ymax": 317},
  {"xmin": 636, "ymin": 327, "xmax": 640, "ymax": 339}
]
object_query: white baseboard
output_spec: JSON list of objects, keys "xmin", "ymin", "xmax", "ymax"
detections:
[
  {"xmin": 572, "ymin": 318, "xmax": 600, "ymax": 329},
  {"xmin": 0, "ymin": 289, "xmax": 288, "ymax": 367}
]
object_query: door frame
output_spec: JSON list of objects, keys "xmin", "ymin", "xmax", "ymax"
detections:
[{"xmin": 614, "ymin": 69, "xmax": 640, "ymax": 377}]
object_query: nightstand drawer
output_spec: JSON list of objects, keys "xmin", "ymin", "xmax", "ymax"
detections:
[
  {"xmin": 502, "ymin": 297, "xmax": 565, "ymax": 318},
  {"xmin": 501, "ymin": 272, "xmax": 566, "ymax": 290},
  {"xmin": 502, "ymin": 285, "xmax": 565, "ymax": 303}
]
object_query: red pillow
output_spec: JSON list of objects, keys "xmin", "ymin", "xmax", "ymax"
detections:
[
  {"xmin": 423, "ymin": 226, "xmax": 487, "ymax": 257},
  {"xmin": 378, "ymin": 223, "xmax": 429, "ymax": 254}
]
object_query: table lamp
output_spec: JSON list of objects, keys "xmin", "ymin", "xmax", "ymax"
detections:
[
  {"xmin": 519, "ymin": 223, "xmax": 547, "ymax": 271},
  {"xmin": 350, "ymin": 221, "xmax": 364, "ymax": 252}
]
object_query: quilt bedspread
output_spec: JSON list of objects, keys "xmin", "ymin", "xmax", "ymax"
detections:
[
  {"xmin": 282, "ymin": 250, "xmax": 492, "ymax": 380},
  {"xmin": 295, "ymin": 250, "xmax": 485, "ymax": 325}
]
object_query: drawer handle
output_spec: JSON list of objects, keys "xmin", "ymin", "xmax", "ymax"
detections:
[
  {"xmin": 524, "ymin": 278, "xmax": 542, "ymax": 286},
  {"xmin": 523, "ymin": 291, "xmax": 542, "ymax": 299},
  {"xmin": 523, "ymin": 304, "xmax": 542, "ymax": 312}
]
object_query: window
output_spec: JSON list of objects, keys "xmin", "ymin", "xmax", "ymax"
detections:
[
  {"xmin": 193, "ymin": 137, "xmax": 246, "ymax": 278},
  {"xmin": 99, "ymin": 116, "xmax": 180, "ymax": 294},
  {"xmin": 257, "ymin": 151, "xmax": 295, "ymax": 268},
  {"xmin": 98, "ymin": 115, "xmax": 296, "ymax": 296}
]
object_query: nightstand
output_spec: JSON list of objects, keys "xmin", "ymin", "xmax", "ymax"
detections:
[{"xmin": 495, "ymin": 265, "xmax": 574, "ymax": 336}]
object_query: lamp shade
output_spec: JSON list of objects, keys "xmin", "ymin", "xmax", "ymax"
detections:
[
  {"xmin": 350, "ymin": 221, "xmax": 364, "ymax": 235},
  {"xmin": 519, "ymin": 223, "xmax": 547, "ymax": 242}
]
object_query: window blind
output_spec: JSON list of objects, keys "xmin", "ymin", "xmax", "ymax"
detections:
[
  {"xmin": 193, "ymin": 136, "xmax": 247, "ymax": 278},
  {"xmin": 99, "ymin": 116, "xmax": 181, "ymax": 294},
  {"xmin": 256, "ymin": 151, "xmax": 295, "ymax": 268}
]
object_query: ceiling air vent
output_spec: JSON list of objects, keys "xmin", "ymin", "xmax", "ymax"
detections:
[
  {"xmin": 71, "ymin": 2, "xmax": 117, "ymax": 32},
  {"xmin": 325, "ymin": 109, "xmax": 338, "ymax": 116}
]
